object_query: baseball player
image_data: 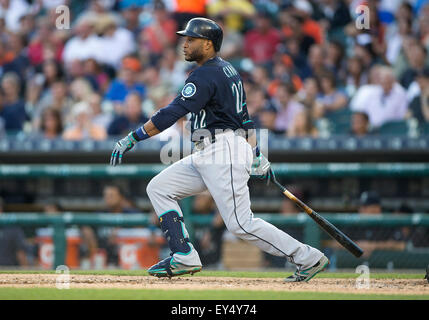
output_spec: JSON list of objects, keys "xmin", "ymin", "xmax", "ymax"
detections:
[{"xmin": 110, "ymin": 18, "xmax": 329, "ymax": 282}]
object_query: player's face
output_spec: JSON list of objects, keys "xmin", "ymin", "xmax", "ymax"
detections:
[{"xmin": 182, "ymin": 36, "xmax": 206, "ymax": 62}]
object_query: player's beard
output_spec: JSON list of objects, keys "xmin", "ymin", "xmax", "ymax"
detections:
[{"xmin": 184, "ymin": 47, "xmax": 205, "ymax": 62}]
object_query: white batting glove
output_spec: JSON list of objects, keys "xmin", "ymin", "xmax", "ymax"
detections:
[{"xmin": 250, "ymin": 152, "xmax": 271, "ymax": 177}]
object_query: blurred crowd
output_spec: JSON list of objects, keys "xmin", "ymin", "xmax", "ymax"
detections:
[{"xmin": 0, "ymin": 0, "xmax": 429, "ymax": 140}]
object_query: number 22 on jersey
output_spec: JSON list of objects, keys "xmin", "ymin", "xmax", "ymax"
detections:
[{"xmin": 193, "ymin": 109, "xmax": 206, "ymax": 129}]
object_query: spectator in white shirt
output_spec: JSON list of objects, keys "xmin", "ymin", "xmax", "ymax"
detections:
[
  {"xmin": 350, "ymin": 66, "xmax": 408, "ymax": 128},
  {"xmin": 0, "ymin": 0, "xmax": 30, "ymax": 32},
  {"xmin": 95, "ymin": 14, "xmax": 136, "ymax": 70},
  {"xmin": 62, "ymin": 14, "xmax": 103, "ymax": 67}
]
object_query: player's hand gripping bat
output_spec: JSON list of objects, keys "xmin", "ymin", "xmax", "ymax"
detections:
[{"xmin": 268, "ymin": 168, "xmax": 364, "ymax": 258}]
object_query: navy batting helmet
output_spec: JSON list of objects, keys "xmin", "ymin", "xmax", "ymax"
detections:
[{"xmin": 176, "ymin": 18, "xmax": 223, "ymax": 52}]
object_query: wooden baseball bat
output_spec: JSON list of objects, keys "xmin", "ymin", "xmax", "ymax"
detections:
[{"xmin": 269, "ymin": 169, "xmax": 364, "ymax": 258}]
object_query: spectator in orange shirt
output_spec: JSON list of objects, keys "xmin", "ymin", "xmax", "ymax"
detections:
[
  {"xmin": 140, "ymin": 2, "xmax": 177, "ymax": 60},
  {"xmin": 279, "ymin": 10, "xmax": 317, "ymax": 57},
  {"xmin": 172, "ymin": 0, "xmax": 209, "ymax": 30},
  {"xmin": 291, "ymin": 0, "xmax": 324, "ymax": 44}
]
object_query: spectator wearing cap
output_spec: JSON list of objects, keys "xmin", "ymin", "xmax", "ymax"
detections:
[
  {"xmin": 359, "ymin": 191, "xmax": 382, "ymax": 215},
  {"xmin": 140, "ymin": 2, "xmax": 177, "ymax": 60},
  {"xmin": 107, "ymin": 92, "xmax": 149, "ymax": 136},
  {"xmin": 104, "ymin": 56, "xmax": 146, "ymax": 103},
  {"xmin": 244, "ymin": 11, "xmax": 281, "ymax": 66},
  {"xmin": 62, "ymin": 101, "xmax": 107, "ymax": 141},
  {"xmin": 407, "ymin": 67, "xmax": 429, "ymax": 123},
  {"xmin": 290, "ymin": 0, "xmax": 324, "ymax": 45},
  {"xmin": 350, "ymin": 66, "xmax": 408, "ymax": 128},
  {"xmin": 207, "ymin": 0, "xmax": 256, "ymax": 33},
  {"xmin": 95, "ymin": 14, "xmax": 136, "ymax": 69},
  {"xmin": 120, "ymin": 0, "xmax": 145, "ymax": 38},
  {"xmin": 62, "ymin": 14, "xmax": 103, "ymax": 67}
]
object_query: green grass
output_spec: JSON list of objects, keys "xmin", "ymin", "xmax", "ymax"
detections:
[
  {"xmin": 0, "ymin": 287, "xmax": 427, "ymax": 300},
  {"xmin": 0, "ymin": 270, "xmax": 424, "ymax": 279}
]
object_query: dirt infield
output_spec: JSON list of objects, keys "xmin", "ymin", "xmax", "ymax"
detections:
[{"xmin": 0, "ymin": 274, "xmax": 428, "ymax": 295}]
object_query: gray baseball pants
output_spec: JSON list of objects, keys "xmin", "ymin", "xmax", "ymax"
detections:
[{"xmin": 146, "ymin": 131, "xmax": 323, "ymax": 269}]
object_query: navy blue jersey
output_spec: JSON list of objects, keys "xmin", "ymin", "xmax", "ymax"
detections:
[{"xmin": 171, "ymin": 57, "xmax": 252, "ymax": 140}]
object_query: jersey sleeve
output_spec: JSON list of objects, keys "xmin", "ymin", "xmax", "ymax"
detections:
[{"xmin": 174, "ymin": 71, "xmax": 213, "ymax": 114}]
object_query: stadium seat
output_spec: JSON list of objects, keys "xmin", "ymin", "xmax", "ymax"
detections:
[
  {"xmin": 419, "ymin": 123, "xmax": 429, "ymax": 136},
  {"xmin": 325, "ymin": 108, "xmax": 353, "ymax": 135},
  {"xmin": 376, "ymin": 120, "xmax": 409, "ymax": 136}
]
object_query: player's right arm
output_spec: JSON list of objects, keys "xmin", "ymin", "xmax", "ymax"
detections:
[
  {"xmin": 109, "ymin": 102, "xmax": 189, "ymax": 166},
  {"xmin": 110, "ymin": 72, "xmax": 212, "ymax": 166},
  {"xmin": 239, "ymin": 88, "xmax": 271, "ymax": 180}
]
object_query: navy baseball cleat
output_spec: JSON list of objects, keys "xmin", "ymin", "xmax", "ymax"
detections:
[
  {"xmin": 148, "ymin": 256, "xmax": 202, "ymax": 278},
  {"xmin": 284, "ymin": 255, "xmax": 330, "ymax": 283}
]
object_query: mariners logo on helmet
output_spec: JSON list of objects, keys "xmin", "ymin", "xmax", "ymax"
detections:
[
  {"xmin": 182, "ymin": 83, "xmax": 197, "ymax": 98},
  {"xmin": 176, "ymin": 17, "xmax": 223, "ymax": 52}
]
